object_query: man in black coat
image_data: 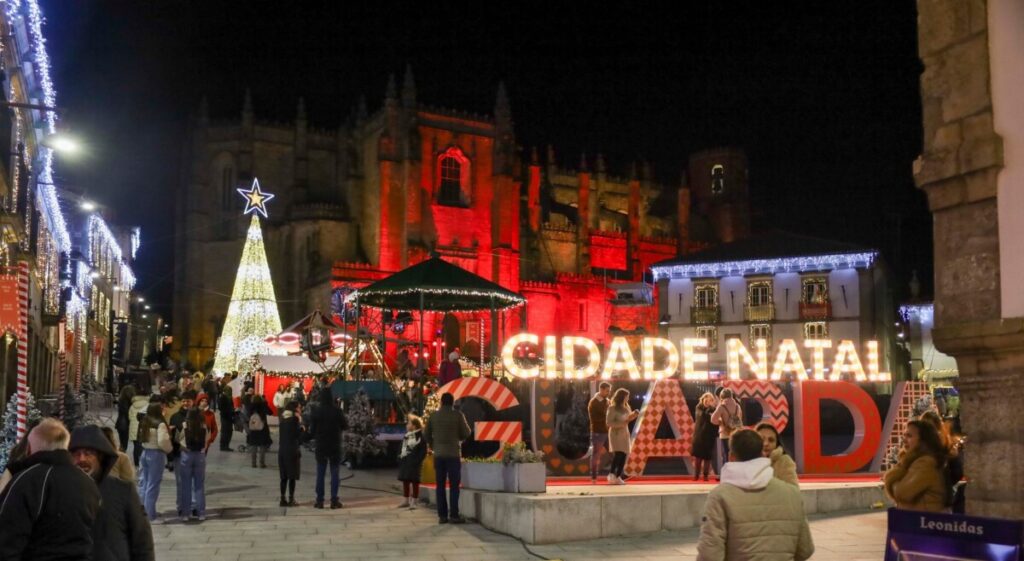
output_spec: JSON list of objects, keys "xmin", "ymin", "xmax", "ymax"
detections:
[
  {"xmin": 69, "ymin": 425, "xmax": 154, "ymax": 561},
  {"xmin": 309, "ymin": 387, "xmax": 347, "ymax": 509},
  {"xmin": 218, "ymin": 376, "xmax": 235, "ymax": 451},
  {"xmin": 0, "ymin": 418, "xmax": 101, "ymax": 560}
]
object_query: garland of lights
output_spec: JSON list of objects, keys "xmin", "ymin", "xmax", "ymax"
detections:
[
  {"xmin": 898, "ymin": 303, "xmax": 934, "ymax": 325},
  {"xmin": 347, "ymin": 287, "xmax": 526, "ymax": 311},
  {"xmin": 651, "ymin": 251, "xmax": 879, "ymax": 280},
  {"xmin": 87, "ymin": 215, "xmax": 137, "ymax": 289}
]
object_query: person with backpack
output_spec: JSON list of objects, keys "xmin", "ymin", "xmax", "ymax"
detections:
[
  {"xmin": 247, "ymin": 395, "xmax": 272, "ymax": 468},
  {"xmin": 177, "ymin": 408, "xmax": 209, "ymax": 521},
  {"xmin": 711, "ymin": 388, "xmax": 743, "ymax": 475}
]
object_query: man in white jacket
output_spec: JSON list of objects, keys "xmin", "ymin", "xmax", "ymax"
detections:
[{"xmin": 697, "ymin": 428, "xmax": 814, "ymax": 561}]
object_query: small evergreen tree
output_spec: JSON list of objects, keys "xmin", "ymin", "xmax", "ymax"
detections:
[
  {"xmin": 557, "ymin": 385, "xmax": 592, "ymax": 459},
  {"xmin": 0, "ymin": 391, "xmax": 42, "ymax": 473},
  {"xmin": 342, "ymin": 389, "xmax": 385, "ymax": 465},
  {"xmin": 59, "ymin": 384, "xmax": 85, "ymax": 432}
]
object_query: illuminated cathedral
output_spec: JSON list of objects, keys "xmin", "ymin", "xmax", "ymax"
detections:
[{"xmin": 172, "ymin": 68, "xmax": 751, "ymax": 369}]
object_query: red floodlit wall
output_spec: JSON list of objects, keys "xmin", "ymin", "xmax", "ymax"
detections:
[
  {"xmin": 638, "ymin": 238, "xmax": 678, "ymax": 274},
  {"xmin": 589, "ymin": 232, "xmax": 627, "ymax": 271}
]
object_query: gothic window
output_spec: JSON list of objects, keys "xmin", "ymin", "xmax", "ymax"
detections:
[
  {"xmin": 439, "ymin": 157, "xmax": 461, "ymax": 205},
  {"xmin": 696, "ymin": 326, "xmax": 718, "ymax": 352},
  {"xmin": 711, "ymin": 164, "xmax": 725, "ymax": 195},
  {"xmin": 436, "ymin": 146, "xmax": 470, "ymax": 207},
  {"xmin": 749, "ymin": 324, "xmax": 772, "ymax": 349},
  {"xmin": 804, "ymin": 321, "xmax": 828, "ymax": 340},
  {"xmin": 221, "ymin": 166, "xmax": 235, "ymax": 209}
]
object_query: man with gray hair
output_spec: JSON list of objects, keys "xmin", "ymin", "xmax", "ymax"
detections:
[{"xmin": 0, "ymin": 418, "xmax": 101, "ymax": 560}]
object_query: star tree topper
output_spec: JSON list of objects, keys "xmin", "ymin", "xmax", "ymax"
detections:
[{"xmin": 237, "ymin": 177, "xmax": 275, "ymax": 217}]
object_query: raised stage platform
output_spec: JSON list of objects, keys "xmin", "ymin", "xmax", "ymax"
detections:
[{"xmin": 423, "ymin": 475, "xmax": 886, "ymax": 544}]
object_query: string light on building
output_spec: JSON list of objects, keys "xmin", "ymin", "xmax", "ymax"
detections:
[
  {"xmin": 211, "ymin": 213, "xmax": 285, "ymax": 374},
  {"xmin": 651, "ymin": 251, "xmax": 879, "ymax": 281}
]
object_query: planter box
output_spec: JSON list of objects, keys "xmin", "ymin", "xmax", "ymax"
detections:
[
  {"xmin": 462, "ymin": 462, "xmax": 504, "ymax": 492},
  {"xmin": 503, "ymin": 462, "xmax": 547, "ymax": 493}
]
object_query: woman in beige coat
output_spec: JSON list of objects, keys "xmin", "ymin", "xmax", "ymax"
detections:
[
  {"xmin": 605, "ymin": 388, "xmax": 639, "ymax": 485},
  {"xmin": 884, "ymin": 419, "xmax": 949, "ymax": 512},
  {"xmin": 756, "ymin": 422, "xmax": 799, "ymax": 486}
]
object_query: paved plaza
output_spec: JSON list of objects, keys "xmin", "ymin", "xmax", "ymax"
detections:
[{"xmin": 142, "ymin": 418, "xmax": 889, "ymax": 560}]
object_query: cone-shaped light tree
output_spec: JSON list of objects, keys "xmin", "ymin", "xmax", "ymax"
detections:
[{"xmin": 213, "ymin": 179, "xmax": 285, "ymax": 374}]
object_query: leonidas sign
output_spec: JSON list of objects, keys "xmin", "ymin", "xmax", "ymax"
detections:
[{"xmin": 501, "ymin": 334, "xmax": 891, "ymax": 382}]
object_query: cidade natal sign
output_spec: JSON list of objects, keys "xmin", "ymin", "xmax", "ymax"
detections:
[{"xmin": 500, "ymin": 334, "xmax": 890, "ymax": 382}]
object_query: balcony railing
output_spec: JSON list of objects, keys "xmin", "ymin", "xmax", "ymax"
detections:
[
  {"xmin": 799, "ymin": 301, "xmax": 832, "ymax": 320},
  {"xmin": 744, "ymin": 303, "xmax": 776, "ymax": 322},
  {"xmin": 690, "ymin": 306, "xmax": 721, "ymax": 324}
]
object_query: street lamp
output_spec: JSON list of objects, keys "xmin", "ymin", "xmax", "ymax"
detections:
[
  {"xmin": 40, "ymin": 133, "xmax": 81, "ymax": 155},
  {"xmin": 80, "ymin": 200, "xmax": 96, "ymax": 211}
]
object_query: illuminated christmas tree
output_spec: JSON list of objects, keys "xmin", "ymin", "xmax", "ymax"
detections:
[{"xmin": 213, "ymin": 179, "xmax": 285, "ymax": 374}]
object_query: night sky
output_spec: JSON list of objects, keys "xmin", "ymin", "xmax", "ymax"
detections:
[{"xmin": 40, "ymin": 1, "xmax": 929, "ymax": 319}]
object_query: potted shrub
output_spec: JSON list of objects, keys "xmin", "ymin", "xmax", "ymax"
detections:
[
  {"xmin": 502, "ymin": 442, "xmax": 547, "ymax": 493},
  {"xmin": 461, "ymin": 457, "xmax": 505, "ymax": 491}
]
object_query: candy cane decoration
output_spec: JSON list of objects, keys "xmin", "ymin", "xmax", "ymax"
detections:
[
  {"xmin": 439, "ymin": 377, "xmax": 521, "ymax": 458},
  {"xmin": 15, "ymin": 260, "xmax": 29, "ymax": 440}
]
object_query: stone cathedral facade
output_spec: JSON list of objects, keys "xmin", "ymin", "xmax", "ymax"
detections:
[{"xmin": 173, "ymin": 68, "xmax": 750, "ymax": 370}]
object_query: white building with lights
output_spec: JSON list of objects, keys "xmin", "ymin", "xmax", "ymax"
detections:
[
  {"xmin": 652, "ymin": 232, "xmax": 903, "ymax": 379},
  {"xmin": 898, "ymin": 302, "xmax": 958, "ymax": 386}
]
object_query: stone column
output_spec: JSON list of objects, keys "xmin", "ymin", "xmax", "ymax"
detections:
[{"xmin": 915, "ymin": 0, "xmax": 1024, "ymax": 518}]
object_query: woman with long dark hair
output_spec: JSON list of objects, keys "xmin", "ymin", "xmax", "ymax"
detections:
[
  {"xmin": 177, "ymin": 407, "xmax": 209, "ymax": 521},
  {"xmin": 920, "ymin": 410, "xmax": 964, "ymax": 512},
  {"xmin": 115, "ymin": 385, "xmax": 136, "ymax": 452},
  {"xmin": 884, "ymin": 419, "xmax": 949, "ymax": 512},
  {"xmin": 756, "ymin": 422, "xmax": 798, "ymax": 486},
  {"xmin": 138, "ymin": 402, "xmax": 172, "ymax": 522},
  {"xmin": 605, "ymin": 388, "xmax": 639, "ymax": 485},
  {"xmin": 692, "ymin": 392, "xmax": 718, "ymax": 481},
  {"xmin": 278, "ymin": 400, "xmax": 303, "ymax": 507}
]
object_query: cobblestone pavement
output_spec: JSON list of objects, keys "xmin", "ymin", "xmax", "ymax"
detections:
[{"xmin": 148, "ymin": 420, "xmax": 887, "ymax": 561}]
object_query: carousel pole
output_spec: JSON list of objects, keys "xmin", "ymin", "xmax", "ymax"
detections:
[
  {"xmin": 490, "ymin": 295, "xmax": 497, "ymax": 378},
  {"xmin": 418, "ymin": 292, "xmax": 425, "ymax": 375},
  {"xmin": 353, "ymin": 294, "xmax": 361, "ymax": 381}
]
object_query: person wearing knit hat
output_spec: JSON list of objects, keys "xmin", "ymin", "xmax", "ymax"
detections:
[{"xmin": 438, "ymin": 350, "xmax": 462, "ymax": 386}]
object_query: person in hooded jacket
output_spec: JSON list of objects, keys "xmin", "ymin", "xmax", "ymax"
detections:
[
  {"xmin": 69, "ymin": 425, "xmax": 154, "ymax": 561},
  {"xmin": 0, "ymin": 418, "xmax": 101, "ymax": 561},
  {"xmin": 277, "ymin": 400, "xmax": 303, "ymax": 507},
  {"xmin": 697, "ymin": 428, "xmax": 814, "ymax": 561}
]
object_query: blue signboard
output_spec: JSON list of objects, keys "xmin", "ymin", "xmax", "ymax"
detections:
[{"xmin": 885, "ymin": 508, "xmax": 1023, "ymax": 561}]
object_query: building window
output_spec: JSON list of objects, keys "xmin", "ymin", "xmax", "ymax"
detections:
[
  {"xmin": 748, "ymin": 280, "xmax": 772, "ymax": 307},
  {"xmin": 711, "ymin": 164, "xmax": 725, "ymax": 195},
  {"xmin": 802, "ymin": 277, "xmax": 828, "ymax": 304},
  {"xmin": 439, "ymin": 156, "xmax": 461, "ymax": 204},
  {"xmin": 804, "ymin": 321, "xmax": 828, "ymax": 340},
  {"xmin": 221, "ymin": 166, "xmax": 235, "ymax": 209},
  {"xmin": 578, "ymin": 302, "xmax": 587, "ymax": 332},
  {"xmin": 696, "ymin": 326, "xmax": 718, "ymax": 352},
  {"xmin": 694, "ymin": 283, "xmax": 719, "ymax": 308},
  {"xmin": 749, "ymin": 323, "xmax": 772, "ymax": 349}
]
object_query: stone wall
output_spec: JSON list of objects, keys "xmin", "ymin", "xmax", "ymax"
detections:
[{"xmin": 916, "ymin": 0, "xmax": 1024, "ymax": 518}]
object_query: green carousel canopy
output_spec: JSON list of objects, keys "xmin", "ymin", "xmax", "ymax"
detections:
[{"xmin": 347, "ymin": 257, "xmax": 526, "ymax": 312}]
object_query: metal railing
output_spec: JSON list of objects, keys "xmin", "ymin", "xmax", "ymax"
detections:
[
  {"xmin": 744, "ymin": 304, "xmax": 776, "ymax": 322},
  {"xmin": 799, "ymin": 301, "xmax": 832, "ymax": 320},
  {"xmin": 690, "ymin": 306, "xmax": 721, "ymax": 324}
]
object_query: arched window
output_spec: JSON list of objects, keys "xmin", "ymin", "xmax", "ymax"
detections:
[
  {"xmin": 439, "ymin": 156, "xmax": 461, "ymax": 205},
  {"xmin": 435, "ymin": 146, "xmax": 470, "ymax": 207},
  {"xmin": 711, "ymin": 164, "xmax": 725, "ymax": 195}
]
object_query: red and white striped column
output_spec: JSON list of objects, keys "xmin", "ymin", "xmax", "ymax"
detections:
[{"xmin": 15, "ymin": 260, "xmax": 29, "ymax": 440}]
